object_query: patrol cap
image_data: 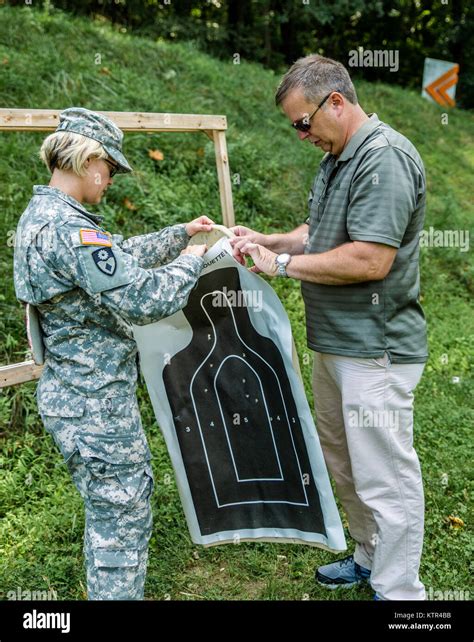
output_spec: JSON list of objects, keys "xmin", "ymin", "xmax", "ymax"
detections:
[{"xmin": 56, "ymin": 107, "xmax": 132, "ymax": 174}]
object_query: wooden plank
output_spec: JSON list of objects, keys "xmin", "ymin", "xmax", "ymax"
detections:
[
  {"xmin": 0, "ymin": 109, "xmax": 227, "ymax": 132},
  {"xmin": 202, "ymin": 129, "xmax": 214, "ymax": 141},
  {"xmin": 213, "ymin": 130, "xmax": 235, "ymax": 227},
  {"xmin": 0, "ymin": 361, "xmax": 43, "ymax": 388}
]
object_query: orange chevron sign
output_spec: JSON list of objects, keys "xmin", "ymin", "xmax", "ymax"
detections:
[{"xmin": 423, "ymin": 61, "xmax": 459, "ymax": 107}]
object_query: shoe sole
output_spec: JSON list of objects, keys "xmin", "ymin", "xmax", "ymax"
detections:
[
  {"xmin": 316, "ymin": 573, "xmax": 370, "ymax": 590},
  {"xmin": 317, "ymin": 579, "xmax": 362, "ymax": 589}
]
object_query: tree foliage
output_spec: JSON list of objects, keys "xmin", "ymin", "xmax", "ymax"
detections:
[{"xmin": 5, "ymin": 0, "xmax": 473, "ymax": 107}]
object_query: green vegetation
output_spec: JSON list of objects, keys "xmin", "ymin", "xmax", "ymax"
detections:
[
  {"xmin": 0, "ymin": 5, "xmax": 472, "ymax": 601},
  {"xmin": 12, "ymin": 0, "xmax": 474, "ymax": 108}
]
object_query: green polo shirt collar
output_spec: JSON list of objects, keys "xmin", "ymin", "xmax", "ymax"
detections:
[{"xmin": 336, "ymin": 113, "xmax": 380, "ymax": 163}]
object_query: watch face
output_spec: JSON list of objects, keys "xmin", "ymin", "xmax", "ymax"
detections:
[{"xmin": 276, "ymin": 253, "xmax": 291, "ymax": 266}]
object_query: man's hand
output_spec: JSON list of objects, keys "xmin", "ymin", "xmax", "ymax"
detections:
[
  {"xmin": 229, "ymin": 225, "xmax": 268, "ymax": 266},
  {"xmin": 185, "ymin": 216, "xmax": 214, "ymax": 236},
  {"xmin": 181, "ymin": 244, "xmax": 207, "ymax": 258},
  {"xmin": 239, "ymin": 242, "xmax": 278, "ymax": 276}
]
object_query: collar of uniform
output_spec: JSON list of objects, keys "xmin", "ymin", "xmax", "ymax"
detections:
[
  {"xmin": 33, "ymin": 185, "xmax": 103, "ymax": 224},
  {"xmin": 336, "ymin": 113, "xmax": 381, "ymax": 164}
]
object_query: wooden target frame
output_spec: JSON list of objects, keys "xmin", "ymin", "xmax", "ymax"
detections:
[{"xmin": 0, "ymin": 108, "xmax": 235, "ymax": 388}]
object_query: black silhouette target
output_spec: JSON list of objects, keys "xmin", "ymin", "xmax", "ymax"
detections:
[{"xmin": 163, "ymin": 267, "xmax": 326, "ymax": 537}]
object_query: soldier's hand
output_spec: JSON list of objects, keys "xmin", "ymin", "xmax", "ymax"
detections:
[
  {"xmin": 181, "ymin": 244, "xmax": 207, "ymax": 258},
  {"xmin": 185, "ymin": 216, "xmax": 214, "ymax": 236}
]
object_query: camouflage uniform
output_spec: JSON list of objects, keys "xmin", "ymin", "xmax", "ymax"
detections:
[{"xmin": 13, "ymin": 113, "xmax": 203, "ymax": 599}]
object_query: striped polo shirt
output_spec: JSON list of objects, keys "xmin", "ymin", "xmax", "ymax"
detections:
[{"xmin": 302, "ymin": 113, "xmax": 428, "ymax": 363}]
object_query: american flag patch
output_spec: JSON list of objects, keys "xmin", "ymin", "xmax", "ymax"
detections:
[{"xmin": 79, "ymin": 229, "xmax": 112, "ymax": 247}]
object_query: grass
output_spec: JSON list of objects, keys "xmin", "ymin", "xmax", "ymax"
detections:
[{"xmin": 0, "ymin": 4, "xmax": 473, "ymax": 602}]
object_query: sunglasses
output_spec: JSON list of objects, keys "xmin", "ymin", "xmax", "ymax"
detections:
[
  {"xmin": 104, "ymin": 158, "xmax": 119, "ymax": 178},
  {"xmin": 292, "ymin": 91, "xmax": 338, "ymax": 132}
]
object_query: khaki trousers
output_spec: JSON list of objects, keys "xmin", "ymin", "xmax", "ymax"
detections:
[{"xmin": 312, "ymin": 351, "xmax": 426, "ymax": 600}]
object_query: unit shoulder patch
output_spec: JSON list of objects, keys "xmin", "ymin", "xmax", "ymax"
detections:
[{"xmin": 92, "ymin": 247, "xmax": 117, "ymax": 276}]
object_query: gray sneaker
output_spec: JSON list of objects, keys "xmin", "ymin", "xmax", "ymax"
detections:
[{"xmin": 316, "ymin": 554, "xmax": 371, "ymax": 589}]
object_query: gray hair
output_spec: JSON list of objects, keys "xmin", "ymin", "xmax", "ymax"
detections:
[
  {"xmin": 40, "ymin": 131, "xmax": 107, "ymax": 176},
  {"xmin": 275, "ymin": 54, "xmax": 358, "ymax": 107}
]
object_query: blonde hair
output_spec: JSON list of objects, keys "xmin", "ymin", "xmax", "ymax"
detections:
[{"xmin": 39, "ymin": 131, "xmax": 107, "ymax": 176}]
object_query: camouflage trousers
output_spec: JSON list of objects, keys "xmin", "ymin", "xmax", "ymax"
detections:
[{"xmin": 39, "ymin": 391, "xmax": 154, "ymax": 600}]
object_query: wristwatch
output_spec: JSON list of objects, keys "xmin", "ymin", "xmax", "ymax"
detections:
[{"xmin": 275, "ymin": 253, "xmax": 292, "ymax": 277}]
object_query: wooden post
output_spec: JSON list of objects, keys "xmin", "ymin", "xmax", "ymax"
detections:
[{"xmin": 213, "ymin": 130, "xmax": 235, "ymax": 227}]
